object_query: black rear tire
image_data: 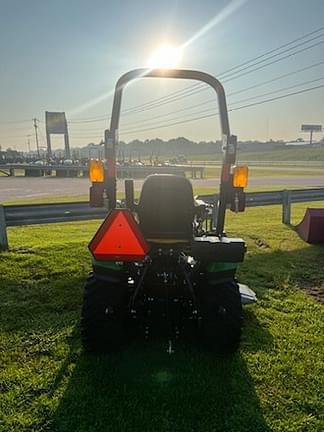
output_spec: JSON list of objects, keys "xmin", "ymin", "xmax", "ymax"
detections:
[
  {"xmin": 81, "ymin": 274, "xmax": 128, "ymax": 353},
  {"xmin": 200, "ymin": 280, "xmax": 242, "ymax": 353}
]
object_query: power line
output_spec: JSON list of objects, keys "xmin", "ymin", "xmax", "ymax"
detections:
[
  {"xmin": 71, "ymin": 73, "xmax": 324, "ymax": 135},
  {"xmin": 3, "ymin": 26, "xmax": 324, "ymax": 134},
  {"xmin": 229, "ymin": 84, "xmax": 324, "ymax": 113},
  {"xmin": 222, "ymin": 39, "xmax": 324, "ymax": 83},
  {"xmin": 119, "ymin": 61, "xmax": 324, "ymax": 129},
  {"xmin": 119, "ymin": 84, "xmax": 324, "ymax": 136},
  {"xmin": 220, "ymin": 32, "xmax": 324, "ymax": 80},
  {"xmin": 70, "ymin": 36, "xmax": 324, "ymax": 125},
  {"xmin": 69, "ymin": 77, "xmax": 324, "ymax": 139},
  {"xmin": 5, "ymin": 27, "xmax": 324, "ymax": 139},
  {"xmin": 230, "ymin": 76, "xmax": 324, "ymax": 105},
  {"xmin": 121, "ymin": 39, "xmax": 324, "ymax": 117},
  {"xmin": 168, "ymin": 75, "xmax": 324, "ymax": 123},
  {"xmin": 119, "ymin": 77, "xmax": 323, "ymax": 133},
  {"xmin": 127, "ymin": 28, "xmax": 324, "ymax": 110},
  {"xmin": 213, "ymin": 24, "xmax": 324, "ymax": 77},
  {"xmin": 68, "ymin": 25, "xmax": 324, "ymax": 123},
  {"xmin": 67, "ymin": 83, "xmax": 204, "ymax": 124},
  {"xmin": 192, "ymin": 75, "xmax": 324, "ymax": 119},
  {"xmin": 121, "ymin": 84, "xmax": 203, "ymax": 115},
  {"xmin": 227, "ymin": 60, "xmax": 324, "ymax": 96}
]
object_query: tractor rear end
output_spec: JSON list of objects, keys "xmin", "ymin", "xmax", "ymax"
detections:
[{"xmin": 81, "ymin": 69, "xmax": 255, "ymax": 354}]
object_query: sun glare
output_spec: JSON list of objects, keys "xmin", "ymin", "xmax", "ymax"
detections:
[{"xmin": 147, "ymin": 45, "xmax": 183, "ymax": 69}]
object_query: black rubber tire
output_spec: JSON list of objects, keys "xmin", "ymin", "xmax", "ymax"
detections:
[
  {"xmin": 81, "ymin": 274, "xmax": 128, "ymax": 353},
  {"xmin": 200, "ymin": 280, "xmax": 243, "ymax": 353}
]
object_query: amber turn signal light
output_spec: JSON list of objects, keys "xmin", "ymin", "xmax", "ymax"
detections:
[
  {"xmin": 89, "ymin": 160, "xmax": 104, "ymax": 183},
  {"xmin": 233, "ymin": 165, "xmax": 248, "ymax": 188}
]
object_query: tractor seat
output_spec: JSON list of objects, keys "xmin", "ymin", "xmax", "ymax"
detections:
[{"xmin": 137, "ymin": 174, "xmax": 195, "ymax": 241}]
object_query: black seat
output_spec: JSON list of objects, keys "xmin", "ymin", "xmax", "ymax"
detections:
[{"xmin": 137, "ymin": 174, "xmax": 195, "ymax": 241}]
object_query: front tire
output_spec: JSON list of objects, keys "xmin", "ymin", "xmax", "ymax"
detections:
[
  {"xmin": 81, "ymin": 274, "xmax": 128, "ymax": 353},
  {"xmin": 200, "ymin": 280, "xmax": 243, "ymax": 353}
]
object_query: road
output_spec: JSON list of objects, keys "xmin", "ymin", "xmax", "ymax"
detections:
[{"xmin": 1, "ymin": 175, "xmax": 324, "ymax": 202}]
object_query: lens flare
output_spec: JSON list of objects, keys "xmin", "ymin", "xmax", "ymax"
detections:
[{"xmin": 147, "ymin": 45, "xmax": 183, "ymax": 69}]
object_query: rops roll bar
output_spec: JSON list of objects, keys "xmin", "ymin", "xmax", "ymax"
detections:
[{"xmin": 104, "ymin": 68, "xmax": 238, "ymax": 236}]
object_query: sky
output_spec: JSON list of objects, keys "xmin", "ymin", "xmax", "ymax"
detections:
[{"xmin": 0, "ymin": 0, "xmax": 324, "ymax": 152}]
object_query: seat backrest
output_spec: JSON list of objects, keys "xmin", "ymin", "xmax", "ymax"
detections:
[{"xmin": 137, "ymin": 174, "xmax": 194, "ymax": 240}]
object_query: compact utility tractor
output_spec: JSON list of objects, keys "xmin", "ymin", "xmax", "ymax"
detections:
[{"xmin": 82, "ymin": 69, "xmax": 256, "ymax": 354}]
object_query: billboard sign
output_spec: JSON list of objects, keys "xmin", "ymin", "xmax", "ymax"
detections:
[
  {"xmin": 46, "ymin": 112, "xmax": 67, "ymax": 134},
  {"xmin": 301, "ymin": 124, "xmax": 322, "ymax": 132}
]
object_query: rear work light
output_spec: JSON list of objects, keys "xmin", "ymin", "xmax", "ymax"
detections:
[
  {"xmin": 89, "ymin": 209, "xmax": 150, "ymax": 261},
  {"xmin": 233, "ymin": 165, "xmax": 249, "ymax": 188},
  {"xmin": 89, "ymin": 159, "xmax": 104, "ymax": 183}
]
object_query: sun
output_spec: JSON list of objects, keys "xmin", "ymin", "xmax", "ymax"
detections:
[{"xmin": 147, "ymin": 44, "xmax": 183, "ymax": 69}]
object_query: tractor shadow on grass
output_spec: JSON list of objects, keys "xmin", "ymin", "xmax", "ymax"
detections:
[
  {"xmin": 50, "ymin": 313, "xmax": 272, "ymax": 432},
  {"xmin": 50, "ymin": 243, "xmax": 324, "ymax": 432}
]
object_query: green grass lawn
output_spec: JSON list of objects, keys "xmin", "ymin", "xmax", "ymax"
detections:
[
  {"xmin": 0, "ymin": 204, "xmax": 323, "ymax": 431},
  {"xmin": 190, "ymin": 146, "xmax": 324, "ymax": 162}
]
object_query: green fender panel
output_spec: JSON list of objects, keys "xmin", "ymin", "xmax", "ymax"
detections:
[
  {"xmin": 92, "ymin": 257, "xmax": 123, "ymax": 271},
  {"xmin": 207, "ymin": 262, "xmax": 238, "ymax": 272}
]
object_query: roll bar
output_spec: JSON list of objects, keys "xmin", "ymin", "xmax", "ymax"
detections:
[{"xmin": 104, "ymin": 68, "xmax": 238, "ymax": 235}]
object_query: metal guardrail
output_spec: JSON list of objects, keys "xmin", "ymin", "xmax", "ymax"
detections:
[
  {"xmin": 0, "ymin": 164, "xmax": 204, "ymax": 178},
  {"xmin": 197, "ymin": 188, "xmax": 324, "ymax": 207},
  {"xmin": 1, "ymin": 188, "xmax": 324, "ymax": 251},
  {"xmin": 197, "ymin": 188, "xmax": 324, "ymax": 227},
  {"xmin": 0, "ymin": 202, "xmax": 108, "ymax": 250},
  {"xmin": 4, "ymin": 202, "xmax": 108, "ymax": 227},
  {"xmin": 197, "ymin": 190, "xmax": 282, "ymax": 207}
]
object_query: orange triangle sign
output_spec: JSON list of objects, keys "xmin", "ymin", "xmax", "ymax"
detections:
[{"xmin": 89, "ymin": 209, "xmax": 150, "ymax": 261}]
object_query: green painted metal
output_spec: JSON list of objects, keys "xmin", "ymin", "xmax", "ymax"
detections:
[
  {"xmin": 91, "ymin": 257, "xmax": 123, "ymax": 271},
  {"xmin": 207, "ymin": 262, "xmax": 238, "ymax": 273}
]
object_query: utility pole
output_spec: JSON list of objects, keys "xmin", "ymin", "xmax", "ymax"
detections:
[{"xmin": 33, "ymin": 118, "xmax": 40, "ymax": 158}]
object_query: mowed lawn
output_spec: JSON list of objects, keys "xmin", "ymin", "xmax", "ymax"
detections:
[{"xmin": 0, "ymin": 204, "xmax": 323, "ymax": 431}]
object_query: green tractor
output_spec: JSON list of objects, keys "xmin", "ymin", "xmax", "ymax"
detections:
[{"xmin": 82, "ymin": 69, "xmax": 256, "ymax": 354}]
